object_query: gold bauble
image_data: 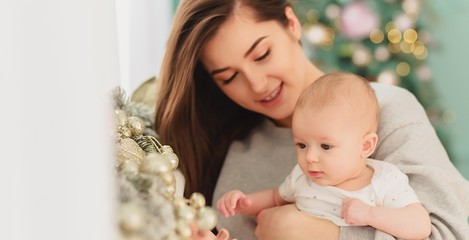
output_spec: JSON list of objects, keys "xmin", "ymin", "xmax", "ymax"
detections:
[
  {"xmin": 173, "ymin": 197, "xmax": 188, "ymax": 210},
  {"xmin": 127, "ymin": 116, "xmax": 145, "ymax": 136},
  {"xmin": 161, "ymin": 185, "xmax": 176, "ymax": 198},
  {"xmin": 189, "ymin": 193, "xmax": 206, "ymax": 210},
  {"xmin": 195, "ymin": 207, "xmax": 217, "ymax": 231},
  {"xmin": 160, "ymin": 171, "xmax": 176, "ymax": 186},
  {"xmin": 161, "ymin": 145, "xmax": 174, "ymax": 153},
  {"xmin": 163, "ymin": 152, "xmax": 179, "ymax": 170},
  {"xmin": 119, "ymin": 126, "xmax": 133, "ymax": 138},
  {"xmin": 119, "ymin": 203, "xmax": 146, "ymax": 233},
  {"xmin": 177, "ymin": 204, "xmax": 196, "ymax": 222},
  {"xmin": 120, "ymin": 160, "xmax": 140, "ymax": 174},
  {"xmin": 176, "ymin": 220, "xmax": 192, "ymax": 239},
  {"xmin": 140, "ymin": 153, "xmax": 171, "ymax": 174},
  {"xmin": 117, "ymin": 138, "xmax": 146, "ymax": 166}
]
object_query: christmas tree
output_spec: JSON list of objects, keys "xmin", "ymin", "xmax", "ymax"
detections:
[{"xmin": 294, "ymin": 0, "xmax": 452, "ymax": 157}]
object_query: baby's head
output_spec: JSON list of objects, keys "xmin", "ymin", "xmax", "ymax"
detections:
[
  {"xmin": 296, "ymin": 72, "xmax": 380, "ymax": 138},
  {"xmin": 292, "ymin": 72, "xmax": 380, "ymax": 186}
]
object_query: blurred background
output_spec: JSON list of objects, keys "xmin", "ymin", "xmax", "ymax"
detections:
[{"xmin": 120, "ymin": 0, "xmax": 468, "ymax": 179}]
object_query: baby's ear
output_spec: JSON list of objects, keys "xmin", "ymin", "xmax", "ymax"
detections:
[{"xmin": 361, "ymin": 132, "xmax": 378, "ymax": 158}]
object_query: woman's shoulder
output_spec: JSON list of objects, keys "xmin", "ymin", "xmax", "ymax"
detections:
[
  {"xmin": 370, "ymin": 83, "xmax": 433, "ymax": 147},
  {"xmin": 370, "ymin": 82, "xmax": 417, "ymax": 107},
  {"xmin": 371, "ymin": 82, "xmax": 428, "ymax": 124}
]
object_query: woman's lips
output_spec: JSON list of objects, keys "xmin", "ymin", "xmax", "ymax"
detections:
[{"xmin": 260, "ymin": 83, "xmax": 283, "ymax": 107}]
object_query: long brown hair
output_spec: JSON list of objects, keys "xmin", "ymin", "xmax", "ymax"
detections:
[{"xmin": 155, "ymin": 0, "xmax": 293, "ymax": 204}]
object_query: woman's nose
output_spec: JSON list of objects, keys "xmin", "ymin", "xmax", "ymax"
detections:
[{"xmin": 244, "ymin": 71, "xmax": 267, "ymax": 93}]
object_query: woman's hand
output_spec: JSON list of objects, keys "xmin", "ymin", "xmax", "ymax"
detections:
[
  {"xmin": 191, "ymin": 227, "xmax": 230, "ymax": 240},
  {"xmin": 255, "ymin": 204, "xmax": 339, "ymax": 240}
]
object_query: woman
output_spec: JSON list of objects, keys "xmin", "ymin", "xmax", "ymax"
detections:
[{"xmin": 155, "ymin": 0, "xmax": 469, "ymax": 239}]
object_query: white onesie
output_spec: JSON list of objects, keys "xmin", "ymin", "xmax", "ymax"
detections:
[{"xmin": 278, "ymin": 159, "xmax": 420, "ymax": 226}]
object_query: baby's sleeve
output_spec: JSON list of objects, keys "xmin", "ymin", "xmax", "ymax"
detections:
[
  {"xmin": 278, "ymin": 164, "xmax": 302, "ymax": 203},
  {"xmin": 379, "ymin": 165, "xmax": 420, "ymax": 208}
]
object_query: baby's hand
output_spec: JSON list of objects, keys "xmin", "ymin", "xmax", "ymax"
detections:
[
  {"xmin": 341, "ymin": 198, "xmax": 372, "ymax": 226},
  {"xmin": 217, "ymin": 190, "xmax": 252, "ymax": 217}
]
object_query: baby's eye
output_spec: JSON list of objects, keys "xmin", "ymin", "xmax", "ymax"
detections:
[
  {"xmin": 321, "ymin": 144, "xmax": 332, "ymax": 150},
  {"xmin": 296, "ymin": 142, "xmax": 307, "ymax": 149}
]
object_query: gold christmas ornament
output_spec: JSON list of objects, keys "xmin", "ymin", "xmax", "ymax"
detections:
[
  {"xmin": 120, "ymin": 160, "xmax": 140, "ymax": 174},
  {"xmin": 127, "ymin": 116, "xmax": 146, "ymax": 136},
  {"xmin": 117, "ymin": 138, "xmax": 146, "ymax": 166},
  {"xmin": 195, "ymin": 207, "xmax": 218, "ymax": 231},
  {"xmin": 119, "ymin": 202, "xmax": 146, "ymax": 233},
  {"xmin": 140, "ymin": 153, "xmax": 172, "ymax": 174},
  {"xmin": 176, "ymin": 220, "xmax": 192, "ymax": 239},
  {"xmin": 113, "ymin": 87, "xmax": 217, "ymax": 240},
  {"xmin": 120, "ymin": 126, "xmax": 134, "ymax": 138},
  {"xmin": 177, "ymin": 204, "xmax": 196, "ymax": 222},
  {"xmin": 163, "ymin": 151, "xmax": 179, "ymax": 170},
  {"xmin": 160, "ymin": 171, "xmax": 176, "ymax": 186},
  {"xmin": 190, "ymin": 192, "xmax": 206, "ymax": 210}
]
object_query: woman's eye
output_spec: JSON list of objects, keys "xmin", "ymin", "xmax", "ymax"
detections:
[
  {"xmin": 222, "ymin": 72, "xmax": 238, "ymax": 85},
  {"xmin": 321, "ymin": 144, "xmax": 332, "ymax": 150},
  {"xmin": 255, "ymin": 49, "xmax": 271, "ymax": 62},
  {"xmin": 296, "ymin": 142, "xmax": 307, "ymax": 149}
]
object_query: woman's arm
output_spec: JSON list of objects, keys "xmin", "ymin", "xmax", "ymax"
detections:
[
  {"xmin": 255, "ymin": 204, "xmax": 340, "ymax": 240},
  {"xmin": 365, "ymin": 84, "xmax": 469, "ymax": 240}
]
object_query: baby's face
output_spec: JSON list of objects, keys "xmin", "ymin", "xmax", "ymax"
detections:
[{"xmin": 292, "ymin": 103, "xmax": 370, "ymax": 188}]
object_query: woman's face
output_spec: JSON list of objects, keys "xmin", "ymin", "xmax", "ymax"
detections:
[{"xmin": 201, "ymin": 6, "xmax": 313, "ymax": 127}]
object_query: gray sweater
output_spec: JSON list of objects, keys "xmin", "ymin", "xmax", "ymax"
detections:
[{"xmin": 213, "ymin": 83, "xmax": 469, "ymax": 240}]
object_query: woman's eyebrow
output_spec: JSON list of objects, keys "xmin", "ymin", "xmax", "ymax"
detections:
[
  {"xmin": 210, "ymin": 36, "xmax": 268, "ymax": 76},
  {"xmin": 244, "ymin": 36, "xmax": 268, "ymax": 57},
  {"xmin": 211, "ymin": 67, "xmax": 229, "ymax": 76}
]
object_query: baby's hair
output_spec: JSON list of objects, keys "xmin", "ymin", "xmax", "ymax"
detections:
[{"xmin": 296, "ymin": 72, "xmax": 380, "ymax": 132}]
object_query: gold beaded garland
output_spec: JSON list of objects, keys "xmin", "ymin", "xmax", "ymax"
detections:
[
  {"xmin": 195, "ymin": 207, "xmax": 218, "ymax": 231},
  {"xmin": 113, "ymin": 96, "xmax": 217, "ymax": 240},
  {"xmin": 189, "ymin": 193, "xmax": 206, "ymax": 210}
]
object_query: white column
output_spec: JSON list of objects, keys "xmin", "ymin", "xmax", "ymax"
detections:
[
  {"xmin": 1, "ymin": 1, "xmax": 118, "ymax": 239},
  {"xmin": 116, "ymin": 0, "xmax": 172, "ymax": 94}
]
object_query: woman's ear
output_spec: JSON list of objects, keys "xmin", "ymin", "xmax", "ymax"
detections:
[
  {"xmin": 284, "ymin": 6, "xmax": 302, "ymax": 40},
  {"xmin": 361, "ymin": 132, "xmax": 378, "ymax": 158}
]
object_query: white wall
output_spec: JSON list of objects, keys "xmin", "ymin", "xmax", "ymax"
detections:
[
  {"xmin": 1, "ymin": 1, "xmax": 117, "ymax": 239},
  {"xmin": 116, "ymin": 0, "xmax": 172, "ymax": 94}
]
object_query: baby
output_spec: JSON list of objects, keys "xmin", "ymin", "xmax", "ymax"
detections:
[{"xmin": 217, "ymin": 72, "xmax": 431, "ymax": 239}]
